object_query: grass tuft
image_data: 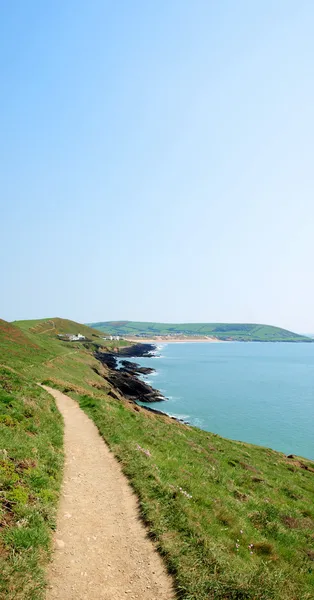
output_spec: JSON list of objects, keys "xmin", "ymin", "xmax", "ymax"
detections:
[{"xmin": 0, "ymin": 367, "xmax": 63, "ymax": 599}]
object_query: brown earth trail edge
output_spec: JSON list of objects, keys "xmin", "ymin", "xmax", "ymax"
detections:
[{"xmin": 42, "ymin": 386, "xmax": 175, "ymax": 600}]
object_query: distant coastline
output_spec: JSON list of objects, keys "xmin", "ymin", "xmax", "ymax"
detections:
[
  {"xmin": 89, "ymin": 321, "xmax": 313, "ymax": 343},
  {"xmin": 123, "ymin": 335, "xmax": 222, "ymax": 343}
]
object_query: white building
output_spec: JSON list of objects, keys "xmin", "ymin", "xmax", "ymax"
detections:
[{"xmin": 58, "ymin": 333, "xmax": 86, "ymax": 342}]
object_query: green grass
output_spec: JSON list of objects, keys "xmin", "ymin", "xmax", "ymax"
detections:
[
  {"xmin": 0, "ymin": 319, "xmax": 130, "ymax": 597},
  {"xmin": 1, "ymin": 316, "xmax": 314, "ymax": 599},
  {"xmin": 0, "ymin": 318, "xmax": 129, "ymax": 395},
  {"xmin": 88, "ymin": 321, "xmax": 313, "ymax": 342},
  {"xmin": 14, "ymin": 317, "xmax": 106, "ymax": 339},
  {"xmin": 0, "ymin": 367, "xmax": 63, "ymax": 599},
  {"xmin": 55, "ymin": 389, "xmax": 314, "ymax": 600}
]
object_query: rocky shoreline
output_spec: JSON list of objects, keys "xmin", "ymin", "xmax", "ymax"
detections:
[
  {"xmin": 94, "ymin": 343, "xmax": 165, "ymax": 404},
  {"xmin": 94, "ymin": 343, "xmax": 190, "ymax": 425}
]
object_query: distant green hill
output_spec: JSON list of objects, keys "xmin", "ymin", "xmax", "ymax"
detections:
[
  {"xmin": 89, "ymin": 321, "xmax": 313, "ymax": 342},
  {"xmin": 14, "ymin": 317, "xmax": 105, "ymax": 339}
]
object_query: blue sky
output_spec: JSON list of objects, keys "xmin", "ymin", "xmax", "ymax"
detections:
[{"xmin": 1, "ymin": 1, "xmax": 314, "ymax": 332}]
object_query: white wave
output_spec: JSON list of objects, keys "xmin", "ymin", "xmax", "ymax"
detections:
[{"xmin": 169, "ymin": 413, "xmax": 190, "ymax": 421}]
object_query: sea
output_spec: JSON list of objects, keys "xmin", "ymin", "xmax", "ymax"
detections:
[{"xmin": 134, "ymin": 342, "xmax": 314, "ymax": 461}]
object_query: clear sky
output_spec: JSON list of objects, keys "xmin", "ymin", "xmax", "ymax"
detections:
[{"xmin": 1, "ymin": 1, "xmax": 314, "ymax": 333}]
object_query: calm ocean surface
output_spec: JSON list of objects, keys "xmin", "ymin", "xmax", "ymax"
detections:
[{"xmin": 135, "ymin": 342, "xmax": 314, "ymax": 460}]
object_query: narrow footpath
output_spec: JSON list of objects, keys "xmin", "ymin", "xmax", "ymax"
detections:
[{"xmin": 42, "ymin": 386, "xmax": 174, "ymax": 600}]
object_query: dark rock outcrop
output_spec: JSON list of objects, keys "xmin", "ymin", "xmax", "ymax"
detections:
[
  {"xmin": 117, "ymin": 343, "xmax": 156, "ymax": 358},
  {"xmin": 104, "ymin": 370, "xmax": 163, "ymax": 403},
  {"xmin": 94, "ymin": 352, "xmax": 118, "ymax": 370},
  {"xmin": 95, "ymin": 344, "xmax": 164, "ymax": 403},
  {"xmin": 120, "ymin": 360, "xmax": 155, "ymax": 375}
]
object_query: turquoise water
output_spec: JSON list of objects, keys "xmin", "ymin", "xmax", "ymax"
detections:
[{"xmin": 135, "ymin": 342, "xmax": 314, "ymax": 460}]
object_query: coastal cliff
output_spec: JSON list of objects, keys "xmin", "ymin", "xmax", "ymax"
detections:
[{"xmin": 94, "ymin": 344, "xmax": 163, "ymax": 404}]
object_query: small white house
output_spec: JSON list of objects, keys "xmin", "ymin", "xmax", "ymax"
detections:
[{"xmin": 58, "ymin": 333, "xmax": 86, "ymax": 342}]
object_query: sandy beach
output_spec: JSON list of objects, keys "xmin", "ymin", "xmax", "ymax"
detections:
[{"xmin": 124, "ymin": 336, "xmax": 221, "ymax": 343}]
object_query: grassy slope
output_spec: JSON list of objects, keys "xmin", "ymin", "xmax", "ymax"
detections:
[
  {"xmin": 0, "ymin": 367, "xmax": 63, "ymax": 599},
  {"xmin": 51, "ymin": 388, "xmax": 314, "ymax": 600},
  {"xmin": 1, "ymin": 318, "xmax": 314, "ymax": 599},
  {"xmin": 90, "ymin": 321, "xmax": 313, "ymax": 342},
  {"xmin": 0, "ymin": 319, "xmax": 112, "ymax": 599},
  {"xmin": 14, "ymin": 317, "xmax": 106, "ymax": 339},
  {"xmin": 0, "ymin": 317, "xmax": 133, "ymax": 598},
  {"xmin": 0, "ymin": 319, "xmax": 124, "ymax": 397}
]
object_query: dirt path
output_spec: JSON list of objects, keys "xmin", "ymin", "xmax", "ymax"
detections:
[
  {"xmin": 44, "ymin": 349, "xmax": 78, "ymax": 365},
  {"xmin": 42, "ymin": 386, "xmax": 174, "ymax": 600},
  {"xmin": 37, "ymin": 321, "xmax": 56, "ymax": 335}
]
